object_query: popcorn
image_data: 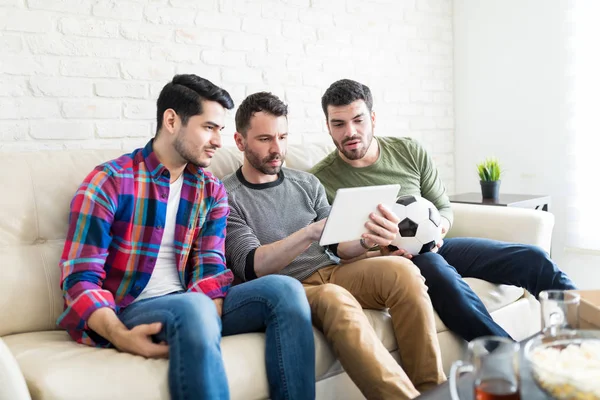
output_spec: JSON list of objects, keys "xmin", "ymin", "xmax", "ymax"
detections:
[{"xmin": 530, "ymin": 340, "xmax": 600, "ymax": 399}]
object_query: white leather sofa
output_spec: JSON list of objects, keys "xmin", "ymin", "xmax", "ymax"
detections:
[{"xmin": 0, "ymin": 142, "xmax": 548, "ymax": 400}]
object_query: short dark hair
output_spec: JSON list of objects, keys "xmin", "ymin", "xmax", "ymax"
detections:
[
  {"xmin": 156, "ymin": 74, "xmax": 234, "ymax": 135},
  {"xmin": 321, "ymin": 79, "xmax": 373, "ymax": 118},
  {"xmin": 235, "ymin": 92, "xmax": 288, "ymax": 137}
]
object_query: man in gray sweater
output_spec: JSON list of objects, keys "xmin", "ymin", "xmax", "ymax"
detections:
[{"xmin": 223, "ymin": 92, "xmax": 446, "ymax": 400}]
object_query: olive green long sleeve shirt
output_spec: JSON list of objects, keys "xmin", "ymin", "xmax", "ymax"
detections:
[{"xmin": 310, "ymin": 136, "xmax": 453, "ymax": 227}]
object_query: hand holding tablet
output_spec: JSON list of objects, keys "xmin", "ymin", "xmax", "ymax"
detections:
[{"xmin": 319, "ymin": 184, "xmax": 401, "ymax": 246}]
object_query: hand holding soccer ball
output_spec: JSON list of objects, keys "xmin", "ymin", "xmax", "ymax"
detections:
[{"xmin": 387, "ymin": 195, "xmax": 443, "ymax": 256}]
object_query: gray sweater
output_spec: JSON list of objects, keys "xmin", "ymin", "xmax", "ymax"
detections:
[{"xmin": 223, "ymin": 167, "xmax": 336, "ymax": 282}]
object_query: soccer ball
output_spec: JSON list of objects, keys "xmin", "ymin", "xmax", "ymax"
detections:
[{"xmin": 388, "ymin": 195, "xmax": 442, "ymax": 255}]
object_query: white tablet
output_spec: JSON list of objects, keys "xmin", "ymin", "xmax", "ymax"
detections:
[{"xmin": 319, "ymin": 184, "xmax": 401, "ymax": 246}]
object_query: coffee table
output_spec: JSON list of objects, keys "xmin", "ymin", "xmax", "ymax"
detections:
[{"xmin": 416, "ymin": 336, "xmax": 552, "ymax": 399}]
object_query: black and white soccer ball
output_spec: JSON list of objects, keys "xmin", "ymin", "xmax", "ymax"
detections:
[{"xmin": 388, "ymin": 195, "xmax": 442, "ymax": 255}]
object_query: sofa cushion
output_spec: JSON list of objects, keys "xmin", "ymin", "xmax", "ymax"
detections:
[
  {"xmin": 5, "ymin": 331, "xmax": 172, "ymax": 400},
  {"xmin": 4, "ymin": 327, "xmax": 337, "ymax": 400},
  {"xmin": 0, "ymin": 243, "xmax": 64, "ymax": 337},
  {"xmin": 0, "ymin": 338, "xmax": 30, "ymax": 400},
  {"xmin": 466, "ymin": 279, "xmax": 525, "ymax": 313}
]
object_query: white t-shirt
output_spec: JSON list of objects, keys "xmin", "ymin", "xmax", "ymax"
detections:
[{"xmin": 134, "ymin": 174, "xmax": 185, "ymax": 302}]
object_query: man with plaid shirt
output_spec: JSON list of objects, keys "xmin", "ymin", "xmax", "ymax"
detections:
[{"xmin": 58, "ymin": 74, "xmax": 315, "ymax": 400}]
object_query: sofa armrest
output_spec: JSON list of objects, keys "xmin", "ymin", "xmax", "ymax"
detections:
[
  {"xmin": 446, "ymin": 203, "xmax": 555, "ymax": 254},
  {"xmin": 0, "ymin": 337, "xmax": 31, "ymax": 400}
]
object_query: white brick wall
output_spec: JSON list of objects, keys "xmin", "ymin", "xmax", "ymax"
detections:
[{"xmin": 0, "ymin": 0, "xmax": 455, "ymax": 191}]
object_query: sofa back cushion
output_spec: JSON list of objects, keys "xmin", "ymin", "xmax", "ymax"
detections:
[{"xmin": 0, "ymin": 142, "xmax": 334, "ymax": 336}]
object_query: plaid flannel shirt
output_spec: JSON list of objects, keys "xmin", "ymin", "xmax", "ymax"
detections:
[{"xmin": 58, "ymin": 140, "xmax": 233, "ymax": 347}]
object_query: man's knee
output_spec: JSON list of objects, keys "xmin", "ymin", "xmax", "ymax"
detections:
[
  {"xmin": 172, "ymin": 293, "xmax": 221, "ymax": 340},
  {"xmin": 372, "ymin": 256, "xmax": 426, "ymax": 288},
  {"xmin": 368, "ymin": 257, "xmax": 433, "ymax": 306},
  {"xmin": 515, "ymin": 244, "xmax": 558, "ymax": 278},
  {"xmin": 256, "ymin": 275, "xmax": 311, "ymax": 317},
  {"xmin": 384, "ymin": 256, "xmax": 422, "ymax": 276},
  {"xmin": 257, "ymin": 275, "xmax": 305, "ymax": 300},
  {"xmin": 521, "ymin": 244, "xmax": 551, "ymax": 265},
  {"xmin": 308, "ymin": 283, "xmax": 361, "ymax": 310}
]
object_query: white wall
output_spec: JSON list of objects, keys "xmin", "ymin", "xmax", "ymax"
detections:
[
  {"xmin": 0, "ymin": 0, "xmax": 455, "ymax": 190},
  {"xmin": 453, "ymin": 0, "xmax": 599, "ymax": 288}
]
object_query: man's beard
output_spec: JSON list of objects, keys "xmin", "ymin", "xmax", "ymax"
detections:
[
  {"xmin": 335, "ymin": 131, "xmax": 374, "ymax": 160},
  {"xmin": 245, "ymin": 147, "xmax": 284, "ymax": 175},
  {"xmin": 173, "ymin": 132, "xmax": 215, "ymax": 168}
]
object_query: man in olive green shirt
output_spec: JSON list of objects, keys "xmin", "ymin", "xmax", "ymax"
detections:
[{"xmin": 311, "ymin": 79, "xmax": 577, "ymax": 341}]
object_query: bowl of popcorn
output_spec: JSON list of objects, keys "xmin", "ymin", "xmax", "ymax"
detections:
[{"xmin": 525, "ymin": 330, "xmax": 600, "ymax": 400}]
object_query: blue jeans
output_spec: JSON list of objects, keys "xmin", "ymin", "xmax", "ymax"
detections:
[
  {"xmin": 410, "ymin": 237, "xmax": 577, "ymax": 341},
  {"xmin": 118, "ymin": 275, "xmax": 315, "ymax": 400}
]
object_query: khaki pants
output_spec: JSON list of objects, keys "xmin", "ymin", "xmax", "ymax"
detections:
[{"xmin": 302, "ymin": 256, "xmax": 446, "ymax": 400}]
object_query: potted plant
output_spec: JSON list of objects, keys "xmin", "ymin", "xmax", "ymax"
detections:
[{"xmin": 477, "ymin": 158, "xmax": 502, "ymax": 199}]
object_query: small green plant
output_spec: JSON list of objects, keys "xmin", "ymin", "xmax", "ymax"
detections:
[{"xmin": 476, "ymin": 158, "xmax": 502, "ymax": 181}]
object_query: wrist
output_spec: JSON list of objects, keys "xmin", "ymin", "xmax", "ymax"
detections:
[
  {"xmin": 106, "ymin": 323, "xmax": 128, "ymax": 347},
  {"xmin": 360, "ymin": 238, "xmax": 378, "ymax": 251}
]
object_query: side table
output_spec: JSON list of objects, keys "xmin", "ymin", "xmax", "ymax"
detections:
[{"xmin": 448, "ymin": 193, "xmax": 551, "ymax": 212}]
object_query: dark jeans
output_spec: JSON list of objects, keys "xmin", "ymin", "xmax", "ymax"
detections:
[
  {"xmin": 410, "ymin": 237, "xmax": 577, "ymax": 341},
  {"xmin": 118, "ymin": 275, "xmax": 315, "ymax": 400}
]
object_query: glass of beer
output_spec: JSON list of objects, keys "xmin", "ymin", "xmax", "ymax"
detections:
[
  {"xmin": 539, "ymin": 290, "xmax": 580, "ymax": 336},
  {"xmin": 450, "ymin": 336, "xmax": 520, "ymax": 400}
]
